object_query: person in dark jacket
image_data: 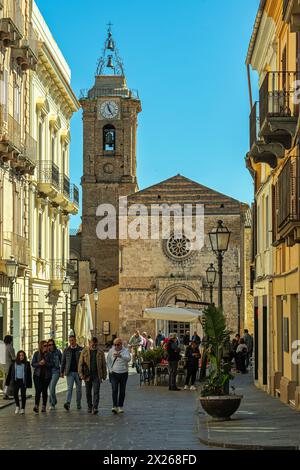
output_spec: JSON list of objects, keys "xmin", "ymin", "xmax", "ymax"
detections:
[
  {"xmin": 61, "ymin": 334, "xmax": 83, "ymax": 411},
  {"xmin": 6, "ymin": 350, "xmax": 32, "ymax": 415},
  {"xmin": 31, "ymin": 340, "xmax": 53, "ymax": 413},
  {"xmin": 166, "ymin": 333, "xmax": 181, "ymax": 391},
  {"xmin": 184, "ymin": 341, "xmax": 200, "ymax": 390},
  {"xmin": 191, "ymin": 331, "xmax": 201, "ymax": 347},
  {"xmin": 182, "ymin": 331, "xmax": 190, "ymax": 349},
  {"xmin": 155, "ymin": 330, "xmax": 165, "ymax": 347},
  {"xmin": 48, "ymin": 339, "xmax": 62, "ymax": 410}
]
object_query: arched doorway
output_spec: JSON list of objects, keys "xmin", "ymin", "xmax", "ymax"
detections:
[{"xmin": 157, "ymin": 284, "xmax": 203, "ymax": 341}]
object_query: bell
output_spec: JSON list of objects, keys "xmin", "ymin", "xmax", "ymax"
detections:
[
  {"xmin": 107, "ymin": 37, "xmax": 114, "ymax": 51},
  {"xmin": 105, "ymin": 131, "xmax": 114, "ymax": 145},
  {"xmin": 106, "ymin": 55, "xmax": 114, "ymax": 69}
]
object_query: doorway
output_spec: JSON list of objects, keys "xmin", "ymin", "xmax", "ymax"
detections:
[{"xmin": 168, "ymin": 322, "xmax": 190, "ymax": 342}]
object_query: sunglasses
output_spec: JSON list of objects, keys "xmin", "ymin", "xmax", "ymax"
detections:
[{"xmin": 114, "ymin": 343, "xmax": 122, "ymax": 346}]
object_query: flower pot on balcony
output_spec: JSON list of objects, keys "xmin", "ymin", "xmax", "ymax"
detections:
[{"xmin": 199, "ymin": 395, "xmax": 243, "ymax": 421}]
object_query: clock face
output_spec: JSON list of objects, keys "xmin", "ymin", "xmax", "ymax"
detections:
[{"xmin": 100, "ymin": 100, "xmax": 119, "ymax": 119}]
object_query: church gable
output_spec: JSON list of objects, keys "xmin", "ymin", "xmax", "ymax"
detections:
[{"xmin": 127, "ymin": 174, "xmax": 244, "ymax": 214}]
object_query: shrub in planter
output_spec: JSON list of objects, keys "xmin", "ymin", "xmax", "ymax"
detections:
[{"xmin": 199, "ymin": 305, "xmax": 243, "ymax": 420}]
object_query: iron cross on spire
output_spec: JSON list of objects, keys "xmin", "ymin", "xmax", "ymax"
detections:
[{"xmin": 107, "ymin": 22, "xmax": 113, "ymax": 33}]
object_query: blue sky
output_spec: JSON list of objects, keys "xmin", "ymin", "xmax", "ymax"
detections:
[{"xmin": 36, "ymin": 0, "xmax": 260, "ymax": 229}]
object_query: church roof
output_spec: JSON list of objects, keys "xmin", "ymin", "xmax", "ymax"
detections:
[{"xmin": 127, "ymin": 174, "xmax": 247, "ymax": 214}]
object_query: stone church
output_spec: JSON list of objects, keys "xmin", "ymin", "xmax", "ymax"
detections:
[{"xmin": 71, "ymin": 27, "xmax": 250, "ymax": 341}]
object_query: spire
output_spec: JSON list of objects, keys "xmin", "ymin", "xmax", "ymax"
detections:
[{"xmin": 96, "ymin": 23, "xmax": 125, "ymax": 76}]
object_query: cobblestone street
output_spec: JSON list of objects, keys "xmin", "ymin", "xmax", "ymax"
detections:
[{"xmin": 0, "ymin": 373, "xmax": 209, "ymax": 451}]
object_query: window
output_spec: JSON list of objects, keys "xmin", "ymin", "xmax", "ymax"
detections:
[
  {"xmin": 266, "ymin": 195, "xmax": 269, "ymax": 248},
  {"xmin": 0, "ymin": 69, "xmax": 8, "ymax": 121},
  {"xmin": 103, "ymin": 125, "xmax": 115, "ymax": 152},
  {"xmin": 38, "ymin": 213, "xmax": 43, "ymax": 258},
  {"xmin": 14, "ymin": 83, "xmax": 21, "ymax": 123},
  {"xmin": 38, "ymin": 122, "xmax": 43, "ymax": 160},
  {"xmin": 38, "ymin": 312, "xmax": 44, "ymax": 344}
]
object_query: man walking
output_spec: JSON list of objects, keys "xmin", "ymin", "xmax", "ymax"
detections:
[
  {"xmin": 107, "ymin": 338, "xmax": 131, "ymax": 414},
  {"xmin": 155, "ymin": 330, "xmax": 165, "ymax": 347},
  {"xmin": 61, "ymin": 334, "xmax": 83, "ymax": 411},
  {"xmin": 78, "ymin": 337, "xmax": 107, "ymax": 414},
  {"xmin": 166, "ymin": 333, "xmax": 181, "ymax": 391}
]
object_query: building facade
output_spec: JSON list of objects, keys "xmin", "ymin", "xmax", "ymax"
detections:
[
  {"xmin": 0, "ymin": 0, "xmax": 79, "ymax": 356},
  {"xmin": 246, "ymin": 0, "xmax": 300, "ymax": 409},
  {"xmin": 74, "ymin": 27, "xmax": 250, "ymax": 343}
]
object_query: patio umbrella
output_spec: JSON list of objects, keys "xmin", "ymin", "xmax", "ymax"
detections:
[
  {"xmin": 143, "ymin": 306, "xmax": 204, "ymax": 323},
  {"xmin": 74, "ymin": 302, "xmax": 85, "ymax": 346},
  {"xmin": 83, "ymin": 294, "xmax": 93, "ymax": 344}
]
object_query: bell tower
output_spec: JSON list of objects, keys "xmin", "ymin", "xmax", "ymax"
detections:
[{"xmin": 80, "ymin": 25, "xmax": 142, "ymax": 289}]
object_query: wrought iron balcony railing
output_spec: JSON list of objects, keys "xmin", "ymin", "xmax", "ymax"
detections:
[
  {"xmin": 275, "ymin": 160, "xmax": 299, "ymax": 229},
  {"xmin": 1, "ymin": 232, "xmax": 30, "ymax": 266},
  {"xmin": 60, "ymin": 174, "xmax": 70, "ymax": 198},
  {"xmin": 71, "ymin": 184, "xmax": 79, "ymax": 206},
  {"xmin": 259, "ymin": 71, "xmax": 300, "ymax": 128},
  {"xmin": 1, "ymin": 113, "xmax": 22, "ymax": 152},
  {"xmin": 38, "ymin": 160, "xmax": 60, "ymax": 189},
  {"xmin": 80, "ymin": 87, "xmax": 139, "ymax": 100},
  {"xmin": 50, "ymin": 260, "xmax": 67, "ymax": 281},
  {"xmin": 22, "ymin": 133, "xmax": 37, "ymax": 165},
  {"xmin": 250, "ymin": 101, "xmax": 260, "ymax": 149},
  {"xmin": 0, "ymin": 0, "xmax": 24, "ymax": 41}
]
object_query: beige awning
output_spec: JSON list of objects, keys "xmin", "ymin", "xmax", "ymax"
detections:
[{"xmin": 144, "ymin": 306, "xmax": 203, "ymax": 323}]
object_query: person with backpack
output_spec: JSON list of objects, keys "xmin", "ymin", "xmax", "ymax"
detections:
[{"xmin": 5, "ymin": 350, "xmax": 32, "ymax": 415}]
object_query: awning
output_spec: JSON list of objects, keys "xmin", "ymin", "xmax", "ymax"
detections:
[{"xmin": 143, "ymin": 306, "xmax": 204, "ymax": 323}]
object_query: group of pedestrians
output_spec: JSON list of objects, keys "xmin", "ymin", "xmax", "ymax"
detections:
[
  {"xmin": 231, "ymin": 329, "xmax": 253, "ymax": 374},
  {"xmin": 2, "ymin": 334, "xmax": 131, "ymax": 416},
  {"xmin": 128, "ymin": 329, "xmax": 154, "ymax": 367}
]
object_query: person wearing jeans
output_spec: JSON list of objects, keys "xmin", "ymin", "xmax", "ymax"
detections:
[
  {"xmin": 31, "ymin": 340, "xmax": 53, "ymax": 413},
  {"xmin": 48, "ymin": 339, "xmax": 62, "ymax": 410},
  {"xmin": 107, "ymin": 338, "xmax": 131, "ymax": 414},
  {"xmin": 6, "ymin": 350, "xmax": 32, "ymax": 414},
  {"xmin": 184, "ymin": 341, "xmax": 200, "ymax": 391},
  {"xmin": 61, "ymin": 334, "xmax": 83, "ymax": 411},
  {"xmin": 78, "ymin": 337, "xmax": 107, "ymax": 414}
]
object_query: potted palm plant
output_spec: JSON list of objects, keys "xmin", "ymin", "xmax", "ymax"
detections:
[{"xmin": 199, "ymin": 305, "xmax": 243, "ymax": 421}]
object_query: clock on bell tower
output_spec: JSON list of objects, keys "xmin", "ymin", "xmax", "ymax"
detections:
[{"xmin": 80, "ymin": 25, "xmax": 142, "ymax": 289}]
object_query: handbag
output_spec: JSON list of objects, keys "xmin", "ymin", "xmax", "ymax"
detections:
[{"xmin": 81, "ymin": 360, "xmax": 90, "ymax": 381}]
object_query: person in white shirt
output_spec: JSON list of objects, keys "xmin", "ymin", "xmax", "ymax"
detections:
[{"xmin": 107, "ymin": 338, "xmax": 131, "ymax": 414}]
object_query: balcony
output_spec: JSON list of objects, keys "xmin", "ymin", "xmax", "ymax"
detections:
[
  {"xmin": 0, "ymin": 113, "xmax": 22, "ymax": 155},
  {"xmin": 1, "ymin": 232, "xmax": 30, "ymax": 267},
  {"xmin": 0, "ymin": 0, "xmax": 24, "ymax": 46},
  {"xmin": 283, "ymin": 0, "xmax": 300, "ymax": 31},
  {"xmin": 11, "ymin": 23, "xmax": 39, "ymax": 71},
  {"xmin": 248, "ymin": 101, "xmax": 285, "ymax": 168},
  {"xmin": 259, "ymin": 72, "xmax": 299, "ymax": 149},
  {"xmin": 61, "ymin": 174, "xmax": 70, "ymax": 198},
  {"xmin": 71, "ymin": 184, "xmax": 79, "ymax": 207},
  {"xmin": 37, "ymin": 160, "xmax": 60, "ymax": 198},
  {"xmin": 273, "ymin": 159, "xmax": 300, "ymax": 245}
]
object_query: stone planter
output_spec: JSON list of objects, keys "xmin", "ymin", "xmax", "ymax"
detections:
[{"xmin": 199, "ymin": 395, "xmax": 243, "ymax": 421}]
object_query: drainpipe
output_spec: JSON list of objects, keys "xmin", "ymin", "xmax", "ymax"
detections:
[{"xmin": 247, "ymin": 64, "xmax": 253, "ymax": 110}]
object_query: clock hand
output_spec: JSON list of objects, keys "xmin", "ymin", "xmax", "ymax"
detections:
[{"xmin": 107, "ymin": 104, "xmax": 113, "ymax": 115}]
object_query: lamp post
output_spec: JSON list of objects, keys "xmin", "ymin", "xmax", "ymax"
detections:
[
  {"xmin": 62, "ymin": 276, "xmax": 71, "ymax": 342},
  {"xmin": 6, "ymin": 258, "xmax": 19, "ymax": 336},
  {"xmin": 206, "ymin": 263, "xmax": 216, "ymax": 305},
  {"xmin": 235, "ymin": 281, "xmax": 243, "ymax": 336},
  {"xmin": 93, "ymin": 288, "xmax": 99, "ymax": 338},
  {"xmin": 209, "ymin": 220, "xmax": 231, "ymax": 309}
]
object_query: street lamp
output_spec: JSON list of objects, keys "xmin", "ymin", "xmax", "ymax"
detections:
[
  {"xmin": 235, "ymin": 281, "xmax": 243, "ymax": 336},
  {"xmin": 206, "ymin": 263, "xmax": 216, "ymax": 305},
  {"xmin": 93, "ymin": 288, "xmax": 99, "ymax": 338},
  {"xmin": 209, "ymin": 220, "xmax": 231, "ymax": 309},
  {"xmin": 62, "ymin": 276, "xmax": 71, "ymax": 341},
  {"xmin": 6, "ymin": 257, "xmax": 18, "ymax": 336}
]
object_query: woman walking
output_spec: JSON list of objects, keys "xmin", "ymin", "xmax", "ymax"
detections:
[
  {"xmin": 31, "ymin": 340, "xmax": 53, "ymax": 413},
  {"xmin": 5, "ymin": 350, "xmax": 32, "ymax": 414},
  {"xmin": 184, "ymin": 341, "xmax": 200, "ymax": 391},
  {"xmin": 48, "ymin": 339, "xmax": 62, "ymax": 410}
]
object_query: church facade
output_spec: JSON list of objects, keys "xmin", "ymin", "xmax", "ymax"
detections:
[{"xmin": 72, "ymin": 27, "xmax": 250, "ymax": 341}]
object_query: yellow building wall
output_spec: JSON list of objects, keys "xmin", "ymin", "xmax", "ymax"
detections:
[{"xmin": 90, "ymin": 285, "xmax": 119, "ymax": 342}]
